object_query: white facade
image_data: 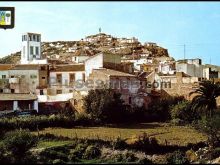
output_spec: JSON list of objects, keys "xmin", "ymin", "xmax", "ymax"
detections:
[
  {"xmin": 49, "ymin": 70, "xmax": 85, "ymax": 95},
  {"xmin": 21, "ymin": 32, "xmax": 47, "ymax": 64},
  {"xmin": 84, "ymin": 53, "xmax": 121, "ymax": 78},
  {"xmin": 176, "ymin": 62, "xmax": 203, "ymax": 78},
  {"xmin": 72, "ymin": 56, "xmax": 90, "ymax": 64}
]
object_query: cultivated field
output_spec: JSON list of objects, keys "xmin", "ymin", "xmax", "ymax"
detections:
[{"xmin": 34, "ymin": 123, "xmax": 207, "ymax": 146}]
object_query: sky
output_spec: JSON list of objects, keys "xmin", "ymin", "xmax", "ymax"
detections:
[{"xmin": 0, "ymin": 2, "xmax": 220, "ymax": 65}]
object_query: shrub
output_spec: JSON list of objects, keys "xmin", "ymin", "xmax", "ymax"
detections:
[
  {"xmin": 2, "ymin": 129, "xmax": 38, "ymax": 158},
  {"xmin": 40, "ymin": 148, "xmax": 69, "ymax": 162},
  {"xmin": 83, "ymin": 145, "xmax": 101, "ymax": 159},
  {"xmin": 170, "ymin": 100, "xmax": 197, "ymax": 123},
  {"xmin": 185, "ymin": 149, "xmax": 198, "ymax": 162},
  {"xmin": 70, "ymin": 143, "xmax": 88, "ymax": 159},
  {"xmin": 131, "ymin": 132, "xmax": 159, "ymax": 152},
  {"xmin": 112, "ymin": 137, "xmax": 128, "ymax": 150},
  {"xmin": 167, "ymin": 150, "xmax": 189, "ymax": 164}
]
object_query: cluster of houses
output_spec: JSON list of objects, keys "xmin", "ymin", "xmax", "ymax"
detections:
[{"xmin": 0, "ymin": 32, "xmax": 220, "ymax": 115}]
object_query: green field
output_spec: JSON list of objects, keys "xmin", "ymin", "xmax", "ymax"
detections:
[{"xmin": 34, "ymin": 123, "xmax": 207, "ymax": 146}]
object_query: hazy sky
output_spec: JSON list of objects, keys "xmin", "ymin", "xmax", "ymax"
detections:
[{"xmin": 1, "ymin": 2, "xmax": 220, "ymax": 65}]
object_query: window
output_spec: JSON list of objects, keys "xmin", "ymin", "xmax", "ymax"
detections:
[
  {"xmin": 56, "ymin": 90, "xmax": 62, "ymax": 94},
  {"xmin": 30, "ymin": 46, "xmax": 34, "ymax": 55},
  {"xmin": 69, "ymin": 73, "xmax": 75, "ymax": 83},
  {"xmin": 11, "ymin": 75, "xmax": 14, "ymax": 78},
  {"xmin": 11, "ymin": 89, "xmax": 15, "ymax": 93},
  {"xmin": 33, "ymin": 35, "xmax": 36, "ymax": 41},
  {"xmin": 24, "ymin": 35, "xmax": 27, "ymax": 41},
  {"xmin": 37, "ymin": 35, "xmax": 40, "ymax": 42},
  {"xmin": 2, "ymin": 75, "xmax": 6, "ymax": 79},
  {"xmin": 69, "ymin": 89, "xmax": 73, "ymax": 93},
  {"xmin": 42, "ymin": 77, "xmax": 46, "ymax": 79},
  {"xmin": 29, "ymin": 35, "xmax": 31, "ymax": 41},
  {"xmin": 35, "ymin": 47, "xmax": 39, "ymax": 55},
  {"xmin": 0, "ymin": 89, "xmax": 3, "ymax": 93},
  {"xmin": 40, "ymin": 90, "xmax": 44, "ymax": 95},
  {"xmin": 57, "ymin": 74, "xmax": 62, "ymax": 83}
]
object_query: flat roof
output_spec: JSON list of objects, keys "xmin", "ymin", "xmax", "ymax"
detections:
[
  {"xmin": 0, "ymin": 93, "xmax": 38, "ymax": 101},
  {"xmin": 93, "ymin": 68, "xmax": 136, "ymax": 77},
  {"xmin": 50, "ymin": 64, "xmax": 85, "ymax": 72}
]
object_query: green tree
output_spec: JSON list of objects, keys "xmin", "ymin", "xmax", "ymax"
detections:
[
  {"xmin": 83, "ymin": 88, "xmax": 126, "ymax": 123},
  {"xmin": 190, "ymin": 81, "xmax": 220, "ymax": 118}
]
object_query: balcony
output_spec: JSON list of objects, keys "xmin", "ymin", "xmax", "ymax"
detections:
[{"xmin": 9, "ymin": 78, "xmax": 19, "ymax": 84}]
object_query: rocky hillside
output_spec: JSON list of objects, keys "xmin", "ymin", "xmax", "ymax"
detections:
[{"xmin": 0, "ymin": 33, "xmax": 169, "ymax": 64}]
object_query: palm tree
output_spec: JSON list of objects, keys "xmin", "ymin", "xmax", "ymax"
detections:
[{"xmin": 190, "ymin": 80, "xmax": 220, "ymax": 118}]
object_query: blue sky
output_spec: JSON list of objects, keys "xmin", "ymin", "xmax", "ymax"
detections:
[{"xmin": 1, "ymin": 2, "xmax": 220, "ymax": 65}]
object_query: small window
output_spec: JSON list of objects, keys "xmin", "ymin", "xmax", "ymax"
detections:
[
  {"xmin": 11, "ymin": 75, "xmax": 15, "ymax": 78},
  {"xmin": 36, "ymin": 47, "xmax": 39, "ymax": 55},
  {"xmin": 33, "ymin": 35, "xmax": 36, "ymax": 41},
  {"xmin": 42, "ymin": 77, "xmax": 46, "ymax": 80},
  {"xmin": 56, "ymin": 90, "xmax": 62, "ymax": 94},
  {"xmin": 0, "ymin": 89, "xmax": 3, "ymax": 93},
  {"xmin": 40, "ymin": 90, "xmax": 44, "ymax": 95},
  {"xmin": 69, "ymin": 73, "xmax": 75, "ymax": 83},
  {"xmin": 30, "ymin": 46, "xmax": 34, "ymax": 55},
  {"xmin": 37, "ymin": 35, "xmax": 40, "ymax": 42},
  {"xmin": 69, "ymin": 90, "xmax": 73, "ymax": 93},
  {"xmin": 2, "ymin": 75, "xmax": 6, "ymax": 79},
  {"xmin": 11, "ymin": 89, "xmax": 15, "ymax": 93}
]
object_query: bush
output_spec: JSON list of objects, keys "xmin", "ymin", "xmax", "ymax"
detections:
[
  {"xmin": 167, "ymin": 150, "xmax": 189, "ymax": 164},
  {"xmin": 147, "ymin": 96, "xmax": 186, "ymax": 122},
  {"xmin": 83, "ymin": 145, "xmax": 101, "ymax": 159},
  {"xmin": 70, "ymin": 143, "xmax": 88, "ymax": 159},
  {"xmin": 112, "ymin": 137, "xmax": 128, "ymax": 150},
  {"xmin": 131, "ymin": 132, "xmax": 159, "ymax": 152},
  {"xmin": 2, "ymin": 129, "xmax": 38, "ymax": 158},
  {"xmin": 170, "ymin": 100, "xmax": 198, "ymax": 123},
  {"xmin": 40, "ymin": 148, "xmax": 69, "ymax": 162},
  {"xmin": 195, "ymin": 115, "xmax": 220, "ymax": 147}
]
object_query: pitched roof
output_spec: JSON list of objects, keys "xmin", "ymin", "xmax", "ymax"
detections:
[
  {"xmin": 0, "ymin": 64, "xmax": 14, "ymax": 71},
  {"xmin": 0, "ymin": 93, "xmax": 38, "ymax": 101},
  {"xmin": 50, "ymin": 64, "xmax": 85, "ymax": 72}
]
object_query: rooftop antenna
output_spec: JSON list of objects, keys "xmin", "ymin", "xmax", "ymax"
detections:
[
  {"xmin": 99, "ymin": 27, "xmax": 101, "ymax": 34},
  {"xmin": 210, "ymin": 57, "xmax": 211, "ymax": 64}
]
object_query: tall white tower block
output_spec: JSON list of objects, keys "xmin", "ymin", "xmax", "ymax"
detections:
[{"xmin": 21, "ymin": 32, "xmax": 47, "ymax": 64}]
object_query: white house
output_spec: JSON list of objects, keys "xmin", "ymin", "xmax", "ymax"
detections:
[{"xmin": 21, "ymin": 32, "xmax": 47, "ymax": 64}]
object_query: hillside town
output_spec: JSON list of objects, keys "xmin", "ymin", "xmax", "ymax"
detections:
[{"xmin": 0, "ymin": 32, "xmax": 220, "ymax": 115}]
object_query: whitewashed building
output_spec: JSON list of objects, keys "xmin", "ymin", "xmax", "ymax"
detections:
[{"xmin": 21, "ymin": 32, "xmax": 47, "ymax": 64}]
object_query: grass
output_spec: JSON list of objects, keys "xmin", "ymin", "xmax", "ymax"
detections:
[
  {"xmin": 33, "ymin": 122, "xmax": 207, "ymax": 147},
  {"xmin": 36, "ymin": 140, "xmax": 73, "ymax": 148}
]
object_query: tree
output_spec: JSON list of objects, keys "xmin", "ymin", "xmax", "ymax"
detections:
[
  {"xmin": 83, "ymin": 88, "xmax": 126, "ymax": 123},
  {"xmin": 190, "ymin": 80, "xmax": 220, "ymax": 118}
]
